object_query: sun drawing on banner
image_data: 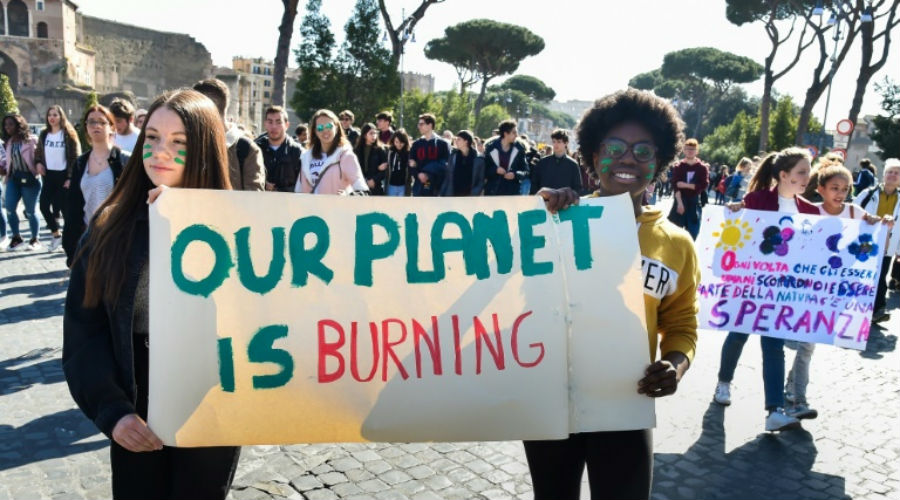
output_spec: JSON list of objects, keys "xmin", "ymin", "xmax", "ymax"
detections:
[{"xmin": 712, "ymin": 219, "xmax": 753, "ymax": 251}]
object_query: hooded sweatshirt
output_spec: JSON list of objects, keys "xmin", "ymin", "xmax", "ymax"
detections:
[{"xmin": 589, "ymin": 195, "xmax": 699, "ymax": 362}]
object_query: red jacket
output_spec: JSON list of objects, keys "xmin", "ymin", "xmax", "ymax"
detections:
[{"xmin": 743, "ymin": 188, "xmax": 819, "ymax": 214}]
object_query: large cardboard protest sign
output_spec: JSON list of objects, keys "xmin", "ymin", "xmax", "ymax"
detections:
[
  {"xmin": 148, "ymin": 191, "xmax": 652, "ymax": 446},
  {"xmin": 695, "ymin": 207, "xmax": 888, "ymax": 350}
]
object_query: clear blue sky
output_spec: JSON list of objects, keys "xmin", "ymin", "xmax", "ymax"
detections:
[{"xmin": 79, "ymin": 0, "xmax": 900, "ymax": 127}]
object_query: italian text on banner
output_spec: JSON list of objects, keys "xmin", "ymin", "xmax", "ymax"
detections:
[
  {"xmin": 695, "ymin": 206, "xmax": 888, "ymax": 350},
  {"xmin": 147, "ymin": 190, "xmax": 652, "ymax": 447}
]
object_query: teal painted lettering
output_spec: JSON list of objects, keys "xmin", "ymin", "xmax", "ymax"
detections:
[
  {"xmin": 471, "ymin": 211, "xmax": 513, "ymax": 278},
  {"xmin": 518, "ymin": 210, "xmax": 553, "ymax": 276},
  {"xmin": 354, "ymin": 212, "xmax": 401, "ymax": 286},
  {"xmin": 170, "ymin": 224, "xmax": 232, "ymax": 297},
  {"xmin": 405, "ymin": 214, "xmax": 441, "ymax": 283},
  {"xmin": 235, "ymin": 227, "xmax": 285, "ymax": 294},
  {"xmin": 248, "ymin": 325, "xmax": 294, "ymax": 389},
  {"xmin": 217, "ymin": 337, "xmax": 235, "ymax": 392},
  {"xmin": 289, "ymin": 216, "xmax": 333, "ymax": 286},
  {"xmin": 430, "ymin": 212, "xmax": 477, "ymax": 281},
  {"xmin": 558, "ymin": 205, "xmax": 605, "ymax": 270}
]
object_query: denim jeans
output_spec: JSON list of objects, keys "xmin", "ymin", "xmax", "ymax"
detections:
[
  {"xmin": 785, "ymin": 341, "xmax": 816, "ymax": 405},
  {"xmin": 386, "ymin": 184, "xmax": 406, "ymax": 197},
  {"xmin": 0, "ymin": 182, "xmax": 7, "ymax": 238},
  {"xmin": 717, "ymin": 331, "xmax": 786, "ymax": 410},
  {"xmin": 4, "ymin": 178, "xmax": 42, "ymax": 240}
]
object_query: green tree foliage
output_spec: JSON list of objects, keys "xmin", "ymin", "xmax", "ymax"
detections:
[
  {"xmin": 0, "ymin": 74, "xmax": 18, "ymax": 118},
  {"xmin": 437, "ymin": 89, "xmax": 474, "ymax": 133},
  {"xmin": 498, "ymin": 75, "xmax": 556, "ymax": 102},
  {"xmin": 291, "ymin": 0, "xmax": 339, "ymax": 121},
  {"xmin": 291, "ymin": 0, "xmax": 398, "ymax": 125},
  {"xmin": 702, "ymin": 110, "xmax": 760, "ymax": 166},
  {"xmin": 337, "ymin": 0, "xmax": 399, "ymax": 122},
  {"xmin": 628, "ymin": 69, "xmax": 663, "ymax": 91},
  {"xmin": 768, "ymin": 94, "xmax": 797, "ymax": 151},
  {"xmin": 78, "ymin": 91, "xmax": 99, "ymax": 150},
  {"xmin": 870, "ymin": 77, "xmax": 900, "ymax": 160},
  {"xmin": 474, "ymin": 104, "xmax": 510, "ymax": 139},
  {"xmin": 425, "ymin": 19, "xmax": 544, "ymax": 121},
  {"xmin": 395, "ymin": 89, "xmax": 444, "ymax": 131},
  {"xmin": 424, "ymin": 36, "xmax": 478, "ymax": 95},
  {"xmin": 661, "ymin": 47, "xmax": 763, "ymax": 138}
]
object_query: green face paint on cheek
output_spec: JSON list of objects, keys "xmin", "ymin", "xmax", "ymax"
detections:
[
  {"xmin": 175, "ymin": 150, "xmax": 186, "ymax": 165},
  {"xmin": 142, "ymin": 144, "xmax": 152, "ymax": 160},
  {"xmin": 646, "ymin": 164, "xmax": 655, "ymax": 180},
  {"xmin": 600, "ymin": 158, "xmax": 612, "ymax": 173}
]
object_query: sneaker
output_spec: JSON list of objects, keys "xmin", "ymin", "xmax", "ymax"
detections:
[
  {"xmin": 889, "ymin": 279, "xmax": 898, "ymax": 291},
  {"xmin": 48, "ymin": 234, "xmax": 63, "ymax": 252},
  {"xmin": 766, "ymin": 408, "xmax": 801, "ymax": 432},
  {"xmin": 0, "ymin": 235, "xmax": 9, "ymax": 251},
  {"xmin": 787, "ymin": 404, "xmax": 818, "ymax": 420},
  {"xmin": 714, "ymin": 381, "xmax": 732, "ymax": 406},
  {"xmin": 872, "ymin": 309, "xmax": 890, "ymax": 323},
  {"xmin": 6, "ymin": 235, "xmax": 24, "ymax": 251},
  {"xmin": 27, "ymin": 238, "xmax": 42, "ymax": 251}
]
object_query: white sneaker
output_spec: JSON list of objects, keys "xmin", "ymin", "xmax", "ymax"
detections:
[
  {"xmin": 49, "ymin": 235, "xmax": 63, "ymax": 252},
  {"xmin": 0, "ymin": 236, "xmax": 9, "ymax": 251},
  {"xmin": 714, "ymin": 381, "xmax": 732, "ymax": 406},
  {"xmin": 27, "ymin": 238, "xmax": 42, "ymax": 251},
  {"xmin": 765, "ymin": 408, "xmax": 801, "ymax": 432}
]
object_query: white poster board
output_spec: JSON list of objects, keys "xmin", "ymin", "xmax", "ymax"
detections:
[
  {"xmin": 148, "ymin": 190, "xmax": 653, "ymax": 446},
  {"xmin": 695, "ymin": 206, "xmax": 888, "ymax": 350}
]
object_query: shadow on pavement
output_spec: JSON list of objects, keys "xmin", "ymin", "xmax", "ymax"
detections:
[
  {"xmin": 859, "ymin": 324, "xmax": 896, "ymax": 360},
  {"xmin": 653, "ymin": 403, "xmax": 848, "ymax": 500},
  {"xmin": 0, "ymin": 297, "xmax": 65, "ymax": 325},
  {"xmin": 0, "ymin": 269, "xmax": 69, "ymax": 286},
  {"xmin": 0, "ymin": 408, "xmax": 106, "ymax": 471},
  {"xmin": 0, "ymin": 348, "xmax": 65, "ymax": 396}
]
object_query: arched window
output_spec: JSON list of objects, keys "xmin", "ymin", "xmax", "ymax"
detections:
[
  {"xmin": 8, "ymin": 0, "xmax": 30, "ymax": 37},
  {"xmin": 37, "ymin": 22, "xmax": 48, "ymax": 39}
]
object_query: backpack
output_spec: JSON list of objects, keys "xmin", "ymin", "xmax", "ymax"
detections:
[
  {"xmin": 858, "ymin": 185, "xmax": 878, "ymax": 210},
  {"xmin": 717, "ymin": 174, "xmax": 729, "ymax": 194},
  {"xmin": 236, "ymin": 137, "xmax": 251, "ymax": 179}
]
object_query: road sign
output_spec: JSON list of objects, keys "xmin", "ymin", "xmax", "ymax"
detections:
[
  {"xmin": 831, "ymin": 148, "xmax": 847, "ymax": 160},
  {"xmin": 806, "ymin": 145, "xmax": 819, "ymax": 158},
  {"xmin": 836, "ymin": 119, "xmax": 854, "ymax": 136}
]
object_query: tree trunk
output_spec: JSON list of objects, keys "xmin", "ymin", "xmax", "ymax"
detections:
[
  {"xmin": 845, "ymin": 0, "xmax": 898, "ymax": 144},
  {"xmin": 272, "ymin": 0, "xmax": 300, "ymax": 108},
  {"xmin": 474, "ymin": 77, "xmax": 491, "ymax": 123},
  {"xmin": 378, "ymin": 0, "xmax": 445, "ymax": 67},
  {"xmin": 795, "ymin": 81, "xmax": 828, "ymax": 145}
]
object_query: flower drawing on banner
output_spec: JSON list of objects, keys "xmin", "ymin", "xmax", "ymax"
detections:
[
  {"xmin": 847, "ymin": 234, "xmax": 879, "ymax": 262},
  {"xmin": 825, "ymin": 234, "xmax": 843, "ymax": 268},
  {"xmin": 712, "ymin": 219, "xmax": 753, "ymax": 252},
  {"xmin": 759, "ymin": 225, "xmax": 794, "ymax": 256}
]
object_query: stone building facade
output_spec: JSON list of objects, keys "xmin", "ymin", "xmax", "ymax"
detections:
[
  {"xmin": 0, "ymin": 0, "xmax": 211, "ymax": 124},
  {"xmin": 216, "ymin": 57, "xmax": 300, "ymax": 135}
]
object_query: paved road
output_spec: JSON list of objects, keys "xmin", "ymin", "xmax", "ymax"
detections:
[{"xmin": 1, "ymin": 202, "xmax": 898, "ymax": 499}]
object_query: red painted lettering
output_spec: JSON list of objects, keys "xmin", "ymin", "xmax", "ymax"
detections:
[
  {"xmin": 412, "ymin": 317, "xmax": 443, "ymax": 377},
  {"xmin": 474, "ymin": 314, "xmax": 505, "ymax": 374},
  {"xmin": 510, "ymin": 311, "xmax": 543, "ymax": 367},
  {"xmin": 317, "ymin": 319, "xmax": 345, "ymax": 383},
  {"xmin": 381, "ymin": 319, "xmax": 410, "ymax": 381},
  {"xmin": 350, "ymin": 322, "xmax": 379, "ymax": 382}
]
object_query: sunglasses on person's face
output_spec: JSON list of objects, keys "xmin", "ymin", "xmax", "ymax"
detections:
[
  {"xmin": 599, "ymin": 139, "xmax": 657, "ymax": 163},
  {"xmin": 316, "ymin": 122, "xmax": 335, "ymax": 132}
]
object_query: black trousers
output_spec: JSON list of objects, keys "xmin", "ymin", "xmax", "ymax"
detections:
[
  {"xmin": 39, "ymin": 170, "xmax": 67, "ymax": 233},
  {"xmin": 523, "ymin": 429, "xmax": 653, "ymax": 500},
  {"xmin": 875, "ymin": 256, "xmax": 893, "ymax": 312},
  {"xmin": 110, "ymin": 336, "xmax": 241, "ymax": 500}
]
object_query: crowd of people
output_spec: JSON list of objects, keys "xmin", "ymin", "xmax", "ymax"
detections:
[{"xmin": 0, "ymin": 79, "xmax": 897, "ymax": 500}]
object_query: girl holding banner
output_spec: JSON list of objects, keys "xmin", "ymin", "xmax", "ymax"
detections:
[
  {"xmin": 712, "ymin": 147, "xmax": 819, "ymax": 432},
  {"xmin": 63, "ymin": 89, "xmax": 240, "ymax": 500},
  {"xmin": 532, "ymin": 88, "xmax": 699, "ymax": 500}
]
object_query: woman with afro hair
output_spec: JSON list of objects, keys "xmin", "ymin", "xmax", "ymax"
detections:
[{"xmin": 530, "ymin": 88, "xmax": 699, "ymax": 500}]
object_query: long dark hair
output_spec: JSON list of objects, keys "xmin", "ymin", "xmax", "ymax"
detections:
[
  {"xmin": 43, "ymin": 105, "xmax": 80, "ymax": 146},
  {"xmin": 2, "ymin": 114, "xmax": 30, "ymax": 142},
  {"xmin": 309, "ymin": 109, "xmax": 346, "ymax": 158},
  {"xmin": 79, "ymin": 89, "xmax": 232, "ymax": 307},
  {"xmin": 390, "ymin": 128, "xmax": 410, "ymax": 153},
  {"xmin": 354, "ymin": 122, "xmax": 378, "ymax": 155},
  {"xmin": 747, "ymin": 147, "xmax": 810, "ymax": 193}
]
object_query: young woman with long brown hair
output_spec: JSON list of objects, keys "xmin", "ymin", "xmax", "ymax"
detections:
[
  {"xmin": 63, "ymin": 89, "xmax": 239, "ymax": 500},
  {"xmin": 34, "ymin": 105, "xmax": 82, "ymax": 251}
]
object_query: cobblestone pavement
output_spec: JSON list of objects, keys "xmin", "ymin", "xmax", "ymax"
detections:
[{"xmin": 1, "ymin": 209, "xmax": 898, "ymax": 500}]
